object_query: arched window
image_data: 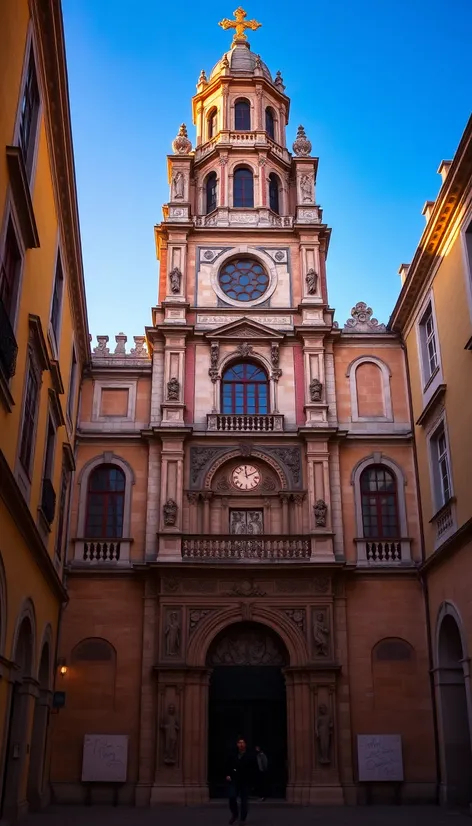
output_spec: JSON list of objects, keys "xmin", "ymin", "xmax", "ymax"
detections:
[
  {"xmin": 269, "ymin": 173, "xmax": 280, "ymax": 214},
  {"xmin": 234, "ymin": 99, "xmax": 251, "ymax": 131},
  {"xmin": 233, "ymin": 168, "xmax": 254, "ymax": 208},
  {"xmin": 206, "ymin": 172, "xmax": 217, "ymax": 214},
  {"xmin": 208, "ymin": 108, "xmax": 218, "ymax": 139},
  {"xmin": 222, "ymin": 362, "xmax": 269, "ymax": 415},
  {"xmin": 265, "ymin": 107, "xmax": 275, "ymax": 140},
  {"xmin": 360, "ymin": 465, "xmax": 399, "ymax": 538},
  {"xmin": 85, "ymin": 465, "xmax": 125, "ymax": 538}
]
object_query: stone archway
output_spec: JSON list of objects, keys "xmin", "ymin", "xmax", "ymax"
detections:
[
  {"xmin": 27, "ymin": 634, "xmax": 52, "ymax": 809},
  {"xmin": 436, "ymin": 607, "xmax": 472, "ymax": 805},
  {"xmin": 1, "ymin": 610, "xmax": 36, "ymax": 819},
  {"xmin": 206, "ymin": 621, "xmax": 289, "ymax": 798}
]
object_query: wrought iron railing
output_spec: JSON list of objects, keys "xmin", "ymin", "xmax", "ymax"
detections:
[
  {"xmin": 182, "ymin": 535, "xmax": 310, "ymax": 561},
  {"xmin": 0, "ymin": 295, "xmax": 18, "ymax": 379},
  {"xmin": 207, "ymin": 413, "xmax": 284, "ymax": 432},
  {"xmin": 40, "ymin": 478, "xmax": 56, "ymax": 525}
]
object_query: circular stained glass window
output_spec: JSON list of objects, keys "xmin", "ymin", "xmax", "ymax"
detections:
[{"xmin": 218, "ymin": 258, "xmax": 269, "ymax": 302}]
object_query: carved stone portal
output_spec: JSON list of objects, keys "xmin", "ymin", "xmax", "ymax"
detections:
[{"xmin": 208, "ymin": 625, "xmax": 286, "ymax": 666}]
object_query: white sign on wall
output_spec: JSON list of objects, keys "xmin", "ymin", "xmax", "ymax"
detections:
[
  {"xmin": 357, "ymin": 734, "xmax": 403, "ymax": 782},
  {"xmin": 81, "ymin": 734, "xmax": 128, "ymax": 783}
]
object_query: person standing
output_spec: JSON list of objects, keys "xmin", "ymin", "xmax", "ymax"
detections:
[
  {"xmin": 225, "ymin": 737, "xmax": 253, "ymax": 824},
  {"xmin": 255, "ymin": 746, "xmax": 268, "ymax": 800}
]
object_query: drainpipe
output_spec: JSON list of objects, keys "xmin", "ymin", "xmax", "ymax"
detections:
[{"xmin": 401, "ymin": 339, "xmax": 441, "ymax": 803}]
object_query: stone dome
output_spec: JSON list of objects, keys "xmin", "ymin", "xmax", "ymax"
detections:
[{"xmin": 210, "ymin": 42, "xmax": 272, "ymax": 82}]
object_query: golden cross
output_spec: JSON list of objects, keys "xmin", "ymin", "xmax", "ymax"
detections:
[{"xmin": 219, "ymin": 7, "xmax": 262, "ymax": 45}]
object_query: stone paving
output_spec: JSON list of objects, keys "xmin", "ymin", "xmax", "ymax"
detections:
[{"xmin": 23, "ymin": 804, "xmax": 472, "ymax": 826}]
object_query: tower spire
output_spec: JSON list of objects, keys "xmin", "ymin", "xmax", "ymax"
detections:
[{"xmin": 218, "ymin": 7, "xmax": 262, "ymax": 48}]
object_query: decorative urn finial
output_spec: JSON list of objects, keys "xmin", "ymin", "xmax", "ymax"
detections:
[
  {"xmin": 292, "ymin": 125, "xmax": 312, "ymax": 157},
  {"xmin": 172, "ymin": 123, "xmax": 192, "ymax": 155},
  {"xmin": 274, "ymin": 70, "xmax": 285, "ymax": 90}
]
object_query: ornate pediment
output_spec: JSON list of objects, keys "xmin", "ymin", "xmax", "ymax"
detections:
[{"xmin": 204, "ymin": 317, "xmax": 285, "ymax": 342}]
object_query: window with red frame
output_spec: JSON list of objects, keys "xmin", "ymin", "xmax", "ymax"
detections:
[
  {"xmin": 233, "ymin": 168, "xmax": 254, "ymax": 208},
  {"xmin": 85, "ymin": 465, "xmax": 125, "ymax": 538},
  {"xmin": 222, "ymin": 362, "xmax": 268, "ymax": 415},
  {"xmin": 360, "ymin": 465, "xmax": 399, "ymax": 538}
]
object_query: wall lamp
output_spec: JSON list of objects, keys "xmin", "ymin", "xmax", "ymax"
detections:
[{"xmin": 57, "ymin": 657, "xmax": 68, "ymax": 677}]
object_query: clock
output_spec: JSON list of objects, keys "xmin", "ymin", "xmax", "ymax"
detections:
[{"xmin": 232, "ymin": 464, "xmax": 261, "ymax": 491}]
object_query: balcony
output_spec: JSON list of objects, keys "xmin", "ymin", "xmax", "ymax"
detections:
[
  {"xmin": 0, "ymin": 297, "xmax": 18, "ymax": 379},
  {"xmin": 432, "ymin": 500, "xmax": 456, "ymax": 549},
  {"xmin": 194, "ymin": 207, "xmax": 294, "ymax": 229},
  {"xmin": 182, "ymin": 535, "xmax": 310, "ymax": 561},
  {"xmin": 194, "ymin": 131, "xmax": 291, "ymax": 165},
  {"xmin": 40, "ymin": 478, "xmax": 56, "ymax": 525},
  {"xmin": 207, "ymin": 413, "xmax": 284, "ymax": 433},
  {"xmin": 355, "ymin": 538, "xmax": 413, "ymax": 566},
  {"xmin": 72, "ymin": 538, "xmax": 131, "ymax": 565}
]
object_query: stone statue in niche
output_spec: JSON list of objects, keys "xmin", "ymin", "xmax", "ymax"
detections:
[
  {"xmin": 315, "ymin": 703, "xmax": 333, "ymax": 765},
  {"xmin": 314, "ymin": 499, "xmax": 328, "ymax": 528},
  {"xmin": 163, "ymin": 498, "xmax": 178, "ymax": 527},
  {"xmin": 161, "ymin": 703, "xmax": 180, "ymax": 764},
  {"xmin": 306, "ymin": 268, "xmax": 318, "ymax": 295},
  {"xmin": 300, "ymin": 174, "xmax": 313, "ymax": 202},
  {"xmin": 164, "ymin": 611, "xmax": 181, "ymax": 656},
  {"xmin": 313, "ymin": 611, "xmax": 330, "ymax": 657},
  {"xmin": 169, "ymin": 267, "xmax": 182, "ymax": 293},
  {"xmin": 172, "ymin": 171, "xmax": 185, "ymax": 199},
  {"xmin": 271, "ymin": 342, "xmax": 280, "ymax": 368},
  {"xmin": 309, "ymin": 378, "xmax": 323, "ymax": 402},
  {"xmin": 167, "ymin": 377, "xmax": 180, "ymax": 401}
]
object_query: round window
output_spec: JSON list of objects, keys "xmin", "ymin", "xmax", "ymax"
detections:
[{"xmin": 218, "ymin": 258, "xmax": 269, "ymax": 302}]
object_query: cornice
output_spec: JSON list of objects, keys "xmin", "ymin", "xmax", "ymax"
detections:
[
  {"xmin": 30, "ymin": 0, "xmax": 90, "ymax": 367},
  {"xmin": 389, "ymin": 115, "xmax": 472, "ymax": 332}
]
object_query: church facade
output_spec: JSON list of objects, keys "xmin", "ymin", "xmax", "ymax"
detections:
[{"xmin": 50, "ymin": 13, "xmax": 437, "ymax": 806}]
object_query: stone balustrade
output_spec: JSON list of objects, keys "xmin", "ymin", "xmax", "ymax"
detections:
[
  {"xmin": 90, "ymin": 333, "xmax": 150, "ymax": 360},
  {"xmin": 182, "ymin": 535, "xmax": 310, "ymax": 561},
  {"xmin": 71, "ymin": 539, "xmax": 131, "ymax": 565},
  {"xmin": 193, "ymin": 131, "xmax": 291, "ymax": 165},
  {"xmin": 355, "ymin": 538, "xmax": 412, "ymax": 566},
  {"xmin": 194, "ymin": 208, "xmax": 294, "ymax": 229},
  {"xmin": 207, "ymin": 413, "xmax": 284, "ymax": 432}
]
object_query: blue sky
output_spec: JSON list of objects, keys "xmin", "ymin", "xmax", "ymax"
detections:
[{"xmin": 62, "ymin": 0, "xmax": 472, "ymax": 345}]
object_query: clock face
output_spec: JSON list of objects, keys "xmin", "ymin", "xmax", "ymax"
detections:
[{"xmin": 232, "ymin": 464, "xmax": 261, "ymax": 491}]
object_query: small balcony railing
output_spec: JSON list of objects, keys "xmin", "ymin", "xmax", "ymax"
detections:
[
  {"xmin": 182, "ymin": 535, "xmax": 310, "ymax": 561},
  {"xmin": 72, "ymin": 538, "xmax": 131, "ymax": 565},
  {"xmin": 207, "ymin": 413, "xmax": 284, "ymax": 433},
  {"xmin": 0, "ymin": 295, "xmax": 18, "ymax": 379},
  {"xmin": 355, "ymin": 537, "xmax": 412, "ymax": 566},
  {"xmin": 40, "ymin": 478, "xmax": 56, "ymax": 525}
]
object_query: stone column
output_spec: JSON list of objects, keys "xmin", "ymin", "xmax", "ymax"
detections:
[
  {"xmin": 202, "ymin": 493, "xmax": 212, "ymax": 534},
  {"xmin": 182, "ymin": 668, "xmax": 211, "ymax": 803},
  {"xmin": 145, "ymin": 442, "xmax": 161, "ymax": 559},
  {"xmin": 285, "ymin": 668, "xmax": 313, "ymax": 804},
  {"xmin": 26, "ymin": 688, "xmax": 52, "ymax": 810},
  {"xmin": 136, "ymin": 579, "xmax": 158, "ymax": 806},
  {"xmin": 333, "ymin": 579, "xmax": 355, "ymax": 803},
  {"xmin": 280, "ymin": 493, "xmax": 290, "ymax": 534},
  {"xmin": 158, "ymin": 437, "xmax": 185, "ymax": 560}
]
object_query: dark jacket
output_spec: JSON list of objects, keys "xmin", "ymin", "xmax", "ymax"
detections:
[{"xmin": 225, "ymin": 748, "xmax": 254, "ymax": 786}]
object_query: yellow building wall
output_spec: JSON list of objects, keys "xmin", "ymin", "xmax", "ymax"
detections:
[
  {"xmin": 406, "ymin": 225, "xmax": 472, "ymax": 556},
  {"xmin": 0, "ymin": 0, "xmax": 86, "ymax": 815}
]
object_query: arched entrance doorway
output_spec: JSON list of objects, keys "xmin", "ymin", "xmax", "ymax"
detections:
[
  {"xmin": 437, "ymin": 609, "xmax": 472, "ymax": 804},
  {"xmin": 27, "ymin": 639, "xmax": 51, "ymax": 809},
  {"xmin": 207, "ymin": 622, "xmax": 288, "ymax": 798}
]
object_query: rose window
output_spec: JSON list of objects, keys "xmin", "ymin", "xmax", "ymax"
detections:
[{"xmin": 218, "ymin": 258, "xmax": 269, "ymax": 302}]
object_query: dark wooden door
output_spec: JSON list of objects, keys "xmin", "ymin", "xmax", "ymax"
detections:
[{"xmin": 208, "ymin": 666, "xmax": 287, "ymax": 798}]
